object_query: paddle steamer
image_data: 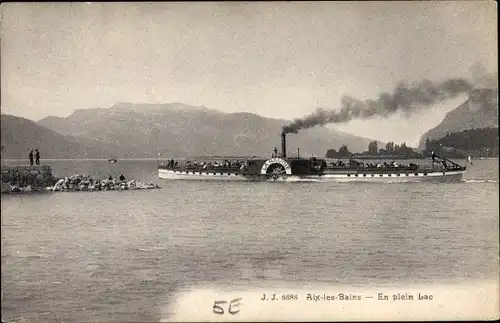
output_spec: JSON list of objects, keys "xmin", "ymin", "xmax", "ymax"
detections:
[{"xmin": 158, "ymin": 132, "xmax": 467, "ymax": 182}]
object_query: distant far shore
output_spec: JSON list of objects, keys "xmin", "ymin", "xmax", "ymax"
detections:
[
  {"xmin": 2, "ymin": 158, "xmax": 165, "ymax": 161},
  {"xmin": 2, "ymin": 156, "xmax": 497, "ymax": 163},
  {"xmin": 1, "ymin": 158, "xmax": 193, "ymax": 162}
]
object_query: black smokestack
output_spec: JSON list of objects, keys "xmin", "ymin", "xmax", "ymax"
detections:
[
  {"xmin": 282, "ymin": 78, "xmax": 474, "ymax": 134},
  {"xmin": 281, "ymin": 132, "xmax": 287, "ymax": 158}
]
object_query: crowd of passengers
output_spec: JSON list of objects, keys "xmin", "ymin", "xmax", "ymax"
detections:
[
  {"xmin": 331, "ymin": 160, "xmax": 419, "ymax": 169},
  {"xmin": 164, "ymin": 159, "xmax": 247, "ymax": 170}
]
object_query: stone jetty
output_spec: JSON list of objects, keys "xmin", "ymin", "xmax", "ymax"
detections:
[{"xmin": 1, "ymin": 165, "xmax": 160, "ymax": 194}]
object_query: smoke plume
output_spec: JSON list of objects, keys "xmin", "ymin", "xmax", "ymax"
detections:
[{"xmin": 282, "ymin": 78, "xmax": 474, "ymax": 134}]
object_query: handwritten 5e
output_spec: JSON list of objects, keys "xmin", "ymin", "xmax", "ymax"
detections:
[{"xmin": 213, "ymin": 298, "xmax": 242, "ymax": 315}]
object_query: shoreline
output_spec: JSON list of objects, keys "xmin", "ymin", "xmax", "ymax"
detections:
[
  {"xmin": 1, "ymin": 167, "xmax": 160, "ymax": 194},
  {"xmin": 1, "ymin": 178, "xmax": 161, "ymax": 194},
  {"xmin": 2, "ymin": 156, "xmax": 497, "ymax": 162}
]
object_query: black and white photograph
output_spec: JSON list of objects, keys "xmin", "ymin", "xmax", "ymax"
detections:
[{"xmin": 1, "ymin": 1, "xmax": 498, "ymax": 322}]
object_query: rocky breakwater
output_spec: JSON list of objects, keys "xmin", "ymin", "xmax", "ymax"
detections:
[
  {"xmin": 1, "ymin": 166, "xmax": 160, "ymax": 194},
  {"xmin": 50, "ymin": 175, "xmax": 160, "ymax": 192},
  {"xmin": 1, "ymin": 165, "xmax": 57, "ymax": 193}
]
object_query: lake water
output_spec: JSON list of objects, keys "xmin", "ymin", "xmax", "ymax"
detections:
[{"xmin": 1, "ymin": 159, "xmax": 499, "ymax": 322}]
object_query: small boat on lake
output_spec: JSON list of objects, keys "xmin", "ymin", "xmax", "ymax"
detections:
[{"xmin": 158, "ymin": 132, "xmax": 467, "ymax": 182}]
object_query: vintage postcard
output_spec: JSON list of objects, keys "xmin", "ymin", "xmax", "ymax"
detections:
[{"xmin": 1, "ymin": 1, "xmax": 498, "ymax": 322}]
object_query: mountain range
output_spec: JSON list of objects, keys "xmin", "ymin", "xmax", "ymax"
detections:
[
  {"xmin": 418, "ymin": 88, "xmax": 499, "ymax": 150},
  {"xmin": 1, "ymin": 103, "xmax": 376, "ymax": 159},
  {"xmin": 1, "ymin": 88, "xmax": 497, "ymax": 159},
  {"xmin": 0, "ymin": 114, "xmax": 121, "ymax": 159}
]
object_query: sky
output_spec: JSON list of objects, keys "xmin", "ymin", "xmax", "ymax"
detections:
[{"xmin": 1, "ymin": 2, "xmax": 497, "ymax": 146}]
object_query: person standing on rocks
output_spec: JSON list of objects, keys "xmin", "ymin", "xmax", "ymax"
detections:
[
  {"xmin": 29, "ymin": 149, "xmax": 34, "ymax": 166},
  {"xmin": 35, "ymin": 149, "xmax": 40, "ymax": 165}
]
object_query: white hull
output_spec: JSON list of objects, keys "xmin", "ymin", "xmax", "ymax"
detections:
[
  {"xmin": 158, "ymin": 169, "xmax": 248, "ymax": 181},
  {"xmin": 303, "ymin": 171, "xmax": 464, "ymax": 182},
  {"xmin": 158, "ymin": 169, "xmax": 464, "ymax": 182}
]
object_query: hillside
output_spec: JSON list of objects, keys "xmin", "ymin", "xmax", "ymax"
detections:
[
  {"xmin": 36, "ymin": 102, "xmax": 376, "ymax": 158},
  {"xmin": 424, "ymin": 127, "xmax": 498, "ymax": 157},
  {"xmin": 418, "ymin": 88, "xmax": 499, "ymax": 150},
  {"xmin": 0, "ymin": 114, "xmax": 120, "ymax": 159}
]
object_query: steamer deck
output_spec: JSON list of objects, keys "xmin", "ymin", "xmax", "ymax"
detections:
[{"xmin": 158, "ymin": 132, "xmax": 467, "ymax": 182}]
